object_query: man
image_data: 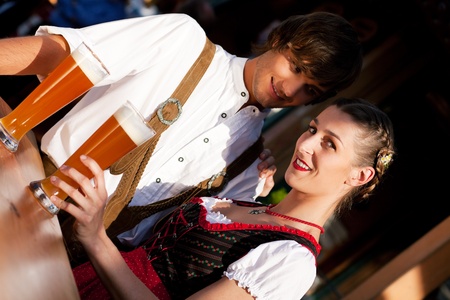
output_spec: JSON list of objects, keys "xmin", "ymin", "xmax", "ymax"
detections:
[{"xmin": 0, "ymin": 11, "xmax": 362, "ymax": 249}]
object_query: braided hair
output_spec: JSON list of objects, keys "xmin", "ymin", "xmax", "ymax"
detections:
[{"xmin": 332, "ymin": 98, "xmax": 396, "ymax": 214}]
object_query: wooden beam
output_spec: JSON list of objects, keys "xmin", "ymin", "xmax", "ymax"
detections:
[{"xmin": 343, "ymin": 216, "xmax": 450, "ymax": 300}]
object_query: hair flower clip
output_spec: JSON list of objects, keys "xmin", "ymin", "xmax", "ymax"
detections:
[{"xmin": 381, "ymin": 153, "xmax": 393, "ymax": 168}]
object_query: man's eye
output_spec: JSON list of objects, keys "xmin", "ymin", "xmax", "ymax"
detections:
[
  {"xmin": 290, "ymin": 61, "xmax": 301, "ymax": 73},
  {"xmin": 307, "ymin": 87, "xmax": 319, "ymax": 97},
  {"xmin": 288, "ymin": 57, "xmax": 301, "ymax": 74},
  {"xmin": 308, "ymin": 126, "xmax": 316, "ymax": 134}
]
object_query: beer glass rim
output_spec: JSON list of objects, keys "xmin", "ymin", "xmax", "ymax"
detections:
[
  {"xmin": 122, "ymin": 100, "xmax": 147, "ymax": 122},
  {"xmin": 73, "ymin": 42, "xmax": 110, "ymax": 82}
]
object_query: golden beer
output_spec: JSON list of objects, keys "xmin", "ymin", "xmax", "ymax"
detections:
[
  {"xmin": 0, "ymin": 43, "xmax": 108, "ymax": 152},
  {"xmin": 30, "ymin": 102, "xmax": 155, "ymax": 215}
]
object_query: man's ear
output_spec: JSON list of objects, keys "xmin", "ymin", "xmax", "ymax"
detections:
[{"xmin": 347, "ymin": 167, "xmax": 375, "ymax": 187}]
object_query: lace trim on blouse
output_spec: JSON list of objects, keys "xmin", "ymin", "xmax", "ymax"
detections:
[{"xmin": 196, "ymin": 196, "xmax": 321, "ymax": 254}]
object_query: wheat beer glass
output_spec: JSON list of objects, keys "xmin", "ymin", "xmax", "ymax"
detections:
[
  {"xmin": 0, "ymin": 42, "xmax": 109, "ymax": 152},
  {"xmin": 30, "ymin": 101, "xmax": 155, "ymax": 215}
]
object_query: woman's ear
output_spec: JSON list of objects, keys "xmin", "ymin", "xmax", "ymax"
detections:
[{"xmin": 347, "ymin": 166, "xmax": 375, "ymax": 187}]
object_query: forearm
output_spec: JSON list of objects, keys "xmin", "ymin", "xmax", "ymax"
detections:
[
  {"xmin": 0, "ymin": 35, "xmax": 69, "ymax": 75},
  {"xmin": 83, "ymin": 231, "xmax": 158, "ymax": 300},
  {"xmin": 49, "ymin": 157, "xmax": 156, "ymax": 298},
  {"xmin": 187, "ymin": 277, "xmax": 254, "ymax": 299}
]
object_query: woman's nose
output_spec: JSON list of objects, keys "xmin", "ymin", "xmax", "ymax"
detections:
[{"xmin": 298, "ymin": 137, "xmax": 315, "ymax": 155}]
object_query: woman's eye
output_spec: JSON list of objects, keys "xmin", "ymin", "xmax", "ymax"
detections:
[
  {"xmin": 308, "ymin": 125, "xmax": 316, "ymax": 134},
  {"xmin": 324, "ymin": 139, "xmax": 336, "ymax": 150}
]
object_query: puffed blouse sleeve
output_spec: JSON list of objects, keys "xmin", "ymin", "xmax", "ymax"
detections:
[{"xmin": 224, "ymin": 240, "xmax": 317, "ymax": 299}]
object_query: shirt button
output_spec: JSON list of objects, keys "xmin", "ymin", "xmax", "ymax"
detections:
[
  {"xmin": 241, "ymin": 91, "xmax": 246, "ymax": 97},
  {"xmin": 156, "ymin": 178, "xmax": 161, "ymax": 183},
  {"xmin": 178, "ymin": 157, "xmax": 184, "ymax": 162},
  {"xmin": 221, "ymin": 113, "xmax": 227, "ymax": 118},
  {"xmin": 203, "ymin": 138, "xmax": 209, "ymax": 143}
]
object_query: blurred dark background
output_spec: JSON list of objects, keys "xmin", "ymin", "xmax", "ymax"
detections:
[{"xmin": 1, "ymin": 0, "xmax": 449, "ymax": 299}]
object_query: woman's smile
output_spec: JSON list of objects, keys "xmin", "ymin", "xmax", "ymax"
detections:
[{"xmin": 294, "ymin": 157, "xmax": 311, "ymax": 171}]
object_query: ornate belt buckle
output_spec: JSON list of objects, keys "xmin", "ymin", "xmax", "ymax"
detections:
[{"xmin": 157, "ymin": 98, "xmax": 182, "ymax": 125}]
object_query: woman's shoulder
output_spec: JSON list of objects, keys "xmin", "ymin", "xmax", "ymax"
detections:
[{"xmin": 225, "ymin": 240, "xmax": 317, "ymax": 299}]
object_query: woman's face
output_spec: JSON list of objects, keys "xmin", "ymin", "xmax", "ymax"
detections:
[{"xmin": 285, "ymin": 105, "xmax": 360, "ymax": 196}]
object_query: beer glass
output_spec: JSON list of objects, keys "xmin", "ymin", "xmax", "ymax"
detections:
[
  {"xmin": 0, "ymin": 42, "xmax": 109, "ymax": 152},
  {"xmin": 30, "ymin": 101, "xmax": 155, "ymax": 215}
]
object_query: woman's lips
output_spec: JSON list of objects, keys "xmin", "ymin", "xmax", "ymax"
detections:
[{"xmin": 294, "ymin": 158, "xmax": 311, "ymax": 171}]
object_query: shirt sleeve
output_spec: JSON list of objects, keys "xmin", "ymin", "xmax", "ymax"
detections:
[
  {"xmin": 35, "ymin": 13, "xmax": 206, "ymax": 85},
  {"xmin": 217, "ymin": 157, "xmax": 265, "ymax": 201},
  {"xmin": 224, "ymin": 240, "xmax": 317, "ymax": 300}
]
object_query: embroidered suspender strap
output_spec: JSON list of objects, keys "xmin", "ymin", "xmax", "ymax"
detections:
[
  {"xmin": 105, "ymin": 135, "xmax": 264, "ymax": 240},
  {"xmin": 103, "ymin": 38, "xmax": 216, "ymax": 229}
]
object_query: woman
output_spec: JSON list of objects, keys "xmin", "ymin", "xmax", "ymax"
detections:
[{"xmin": 50, "ymin": 97, "xmax": 395, "ymax": 299}]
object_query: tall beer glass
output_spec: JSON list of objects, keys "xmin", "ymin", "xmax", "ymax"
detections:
[
  {"xmin": 30, "ymin": 101, "xmax": 155, "ymax": 215},
  {"xmin": 0, "ymin": 42, "xmax": 109, "ymax": 152}
]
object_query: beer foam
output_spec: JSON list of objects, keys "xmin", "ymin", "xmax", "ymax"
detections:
[
  {"xmin": 114, "ymin": 105, "xmax": 155, "ymax": 145},
  {"xmin": 72, "ymin": 43, "xmax": 109, "ymax": 84}
]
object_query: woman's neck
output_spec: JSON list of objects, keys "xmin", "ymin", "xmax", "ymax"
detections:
[{"xmin": 274, "ymin": 191, "xmax": 338, "ymax": 229}]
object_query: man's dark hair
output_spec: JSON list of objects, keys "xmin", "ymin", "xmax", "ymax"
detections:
[{"xmin": 253, "ymin": 12, "xmax": 363, "ymax": 105}]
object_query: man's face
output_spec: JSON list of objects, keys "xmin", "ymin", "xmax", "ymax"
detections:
[{"xmin": 250, "ymin": 49, "xmax": 327, "ymax": 109}]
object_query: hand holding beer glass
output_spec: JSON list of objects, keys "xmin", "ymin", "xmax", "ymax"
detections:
[
  {"xmin": 30, "ymin": 101, "xmax": 155, "ymax": 215},
  {"xmin": 0, "ymin": 42, "xmax": 109, "ymax": 152}
]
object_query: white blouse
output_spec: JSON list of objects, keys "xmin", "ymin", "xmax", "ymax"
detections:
[{"xmin": 201, "ymin": 197, "xmax": 318, "ymax": 300}]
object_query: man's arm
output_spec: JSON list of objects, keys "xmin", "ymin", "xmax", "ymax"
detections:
[{"xmin": 0, "ymin": 35, "xmax": 70, "ymax": 76}]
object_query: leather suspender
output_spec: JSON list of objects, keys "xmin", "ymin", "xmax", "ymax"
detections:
[
  {"xmin": 61, "ymin": 38, "xmax": 264, "ymax": 265},
  {"xmin": 103, "ymin": 38, "xmax": 216, "ymax": 228}
]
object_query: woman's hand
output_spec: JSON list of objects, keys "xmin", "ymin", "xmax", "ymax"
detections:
[
  {"xmin": 50, "ymin": 155, "xmax": 160, "ymax": 299},
  {"xmin": 50, "ymin": 155, "xmax": 108, "ymax": 247}
]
